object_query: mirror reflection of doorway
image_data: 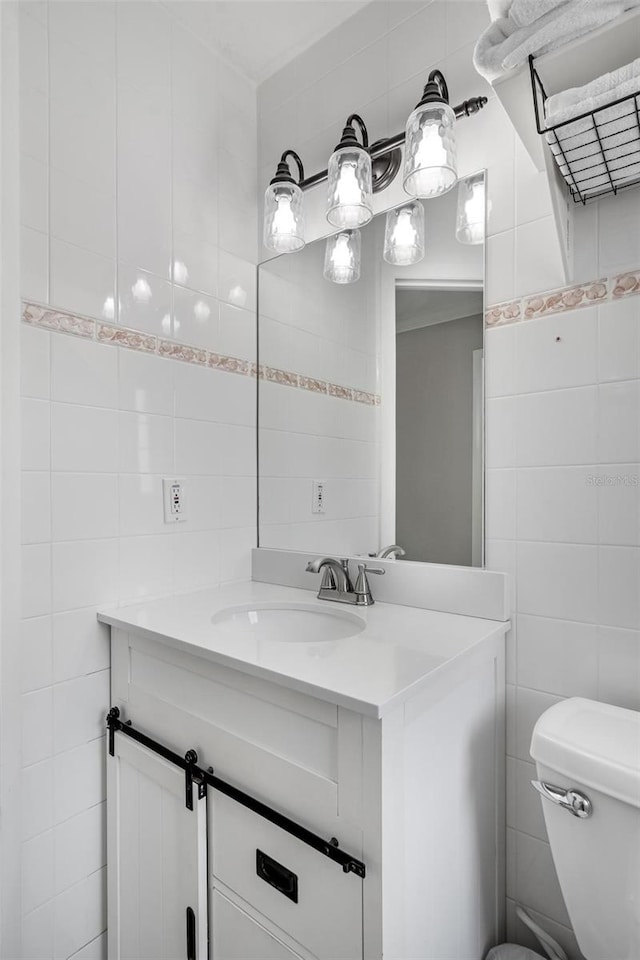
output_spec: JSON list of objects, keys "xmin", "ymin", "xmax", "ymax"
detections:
[{"xmin": 395, "ymin": 282, "xmax": 484, "ymax": 566}]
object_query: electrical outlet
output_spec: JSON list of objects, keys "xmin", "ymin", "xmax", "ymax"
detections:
[
  {"xmin": 312, "ymin": 479, "xmax": 326, "ymax": 515},
  {"xmin": 163, "ymin": 478, "xmax": 187, "ymax": 522}
]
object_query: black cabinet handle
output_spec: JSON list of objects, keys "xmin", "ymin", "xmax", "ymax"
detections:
[
  {"xmin": 256, "ymin": 849, "xmax": 299, "ymax": 903},
  {"xmin": 186, "ymin": 906, "xmax": 196, "ymax": 960}
]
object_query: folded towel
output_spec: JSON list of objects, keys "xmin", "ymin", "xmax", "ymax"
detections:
[
  {"xmin": 487, "ymin": 0, "xmax": 513, "ymax": 21},
  {"xmin": 545, "ymin": 59, "xmax": 640, "ymax": 198},
  {"xmin": 474, "ymin": 0, "xmax": 640, "ymax": 82},
  {"xmin": 546, "ymin": 56, "xmax": 640, "ymax": 123},
  {"xmin": 510, "ymin": 0, "xmax": 571, "ymax": 28}
]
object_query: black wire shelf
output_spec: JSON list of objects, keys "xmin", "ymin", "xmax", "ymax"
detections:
[{"xmin": 529, "ymin": 54, "xmax": 640, "ymax": 204}]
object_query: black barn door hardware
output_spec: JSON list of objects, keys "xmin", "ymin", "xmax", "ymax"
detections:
[
  {"xmin": 106, "ymin": 707, "xmax": 206, "ymax": 810},
  {"xmin": 185, "ymin": 907, "xmax": 196, "ymax": 960},
  {"xmin": 106, "ymin": 707, "xmax": 366, "ymax": 879}
]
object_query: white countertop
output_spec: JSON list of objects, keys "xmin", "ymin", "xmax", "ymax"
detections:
[{"xmin": 98, "ymin": 581, "xmax": 508, "ymax": 718}]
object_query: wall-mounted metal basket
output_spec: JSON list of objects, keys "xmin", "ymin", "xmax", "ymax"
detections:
[{"xmin": 529, "ymin": 54, "xmax": 640, "ymax": 204}]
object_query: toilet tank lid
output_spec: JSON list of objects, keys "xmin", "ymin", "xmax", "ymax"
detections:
[{"xmin": 530, "ymin": 698, "xmax": 640, "ymax": 808}]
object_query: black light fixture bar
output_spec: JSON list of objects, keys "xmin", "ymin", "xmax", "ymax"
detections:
[
  {"xmin": 297, "ymin": 90, "xmax": 488, "ymax": 192},
  {"xmin": 107, "ymin": 707, "xmax": 367, "ymax": 878}
]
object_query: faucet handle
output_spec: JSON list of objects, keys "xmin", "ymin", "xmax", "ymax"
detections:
[
  {"xmin": 357, "ymin": 562, "xmax": 385, "ymax": 576},
  {"xmin": 354, "ymin": 562, "xmax": 385, "ymax": 606}
]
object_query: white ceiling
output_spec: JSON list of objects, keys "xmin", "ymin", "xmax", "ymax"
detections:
[
  {"xmin": 396, "ymin": 288, "xmax": 484, "ymax": 334},
  {"xmin": 163, "ymin": 1, "xmax": 368, "ymax": 84}
]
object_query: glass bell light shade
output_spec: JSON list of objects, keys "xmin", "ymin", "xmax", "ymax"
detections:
[
  {"xmin": 323, "ymin": 229, "xmax": 361, "ymax": 284},
  {"xmin": 326, "ymin": 146, "xmax": 373, "ymax": 229},
  {"xmin": 456, "ymin": 172, "xmax": 485, "ymax": 244},
  {"xmin": 263, "ymin": 181, "xmax": 305, "ymax": 253},
  {"xmin": 383, "ymin": 202, "xmax": 425, "ymax": 266},
  {"xmin": 403, "ymin": 102, "xmax": 457, "ymax": 199}
]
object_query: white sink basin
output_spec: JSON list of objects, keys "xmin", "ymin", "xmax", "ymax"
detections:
[{"xmin": 211, "ymin": 601, "xmax": 365, "ymax": 643}]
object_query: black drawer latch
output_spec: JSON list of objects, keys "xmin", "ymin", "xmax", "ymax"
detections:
[{"xmin": 256, "ymin": 849, "xmax": 299, "ymax": 903}]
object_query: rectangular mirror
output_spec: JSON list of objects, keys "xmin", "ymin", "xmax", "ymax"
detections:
[{"xmin": 257, "ymin": 172, "xmax": 485, "ymax": 567}]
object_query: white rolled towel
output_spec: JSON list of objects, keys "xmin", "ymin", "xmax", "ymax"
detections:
[
  {"xmin": 546, "ymin": 56, "xmax": 640, "ymax": 123},
  {"xmin": 509, "ymin": 0, "xmax": 571, "ymax": 27},
  {"xmin": 474, "ymin": 0, "xmax": 640, "ymax": 82},
  {"xmin": 545, "ymin": 58, "xmax": 640, "ymax": 197},
  {"xmin": 487, "ymin": 0, "xmax": 514, "ymax": 21}
]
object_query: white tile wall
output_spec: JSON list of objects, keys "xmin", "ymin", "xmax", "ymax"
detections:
[
  {"xmin": 18, "ymin": 1, "xmax": 258, "ymax": 955},
  {"xmin": 19, "ymin": 323, "xmax": 257, "ymax": 956},
  {"xmin": 486, "ymin": 293, "xmax": 640, "ymax": 958}
]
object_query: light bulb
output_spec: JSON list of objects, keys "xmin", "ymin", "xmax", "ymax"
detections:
[
  {"xmin": 272, "ymin": 194, "xmax": 296, "ymax": 239},
  {"xmin": 456, "ymin": 173, "xmax": 485, "ymax": 244},
  {"xmin": 383, "ymin": 202, "xmax": 425, "ymax": 266},
  {"xmin": 394, "ymin": 209, "xmax": 416, "ymax": 246},
  {"xmin": 403, "ymin": 102, "xmax": 457, "ymax": 199},
  {"xmin": 323, "ymin": 230, "xmax": 361, "ymax": 284},
  {"xmin": 263, "ymin": 181, "xmax": 305, "ymax": 253},
  {"xmin": 338, "ymin": 164, "xmax": 360, "ymax": 201},
  {"xmin": 416, "ymin": 123, "xmax": 448, "ymax": 168},
  {"xmin": 327, "ymin": 147, "xmax": 373, "ymax": 228},
  {"xmin": 331, "ymin": 235, "xmax": 352, "ymax": 280}
]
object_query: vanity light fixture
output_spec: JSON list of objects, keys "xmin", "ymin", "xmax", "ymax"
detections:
[
  {"xmin": 263, "ymin": 150, "xmax": 305, "ymax": 254},
  {"xmin": 263, "ymin": 71, "xmax": 487, "ymax": 260},
  {"xmin": 327, "ymin": 114, "xmax": 373, "ymax": 229},
  {"xmin": 323, "ymin": 229, "xmax": 361, "ymax": 284},
  {"xmin": 383, "ymin": 202, "xmax": 425, "ymax": 266},
  {"xmin": 455, "ymin": 171, "xmax": 485, "ymax": 244},
  {"xmin": 403, "ymin": 70, "xmax": 457, "ymax": 199}
]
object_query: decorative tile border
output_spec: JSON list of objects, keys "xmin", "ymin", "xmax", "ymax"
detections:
[
  {"xmin": 22, "ymin": 301, "xmax": 380, "ymax": 406},
  {"xmin": 612, "ymin": 270, "xmax": 640, "ymax": 299},
  {"xmin": 97, "ymin": 323, "xmax": 156, "ymax": 352},
  {"xmin": 484, "ymin": 300, "xmax": 522, "ymax": 327},
  {"xmin": 23, "ymin": 302, "xmax": 94, "ymax": 338},
  {"xmin": 485, "ymin": 269, "xmax": 639, "ymax": 329}
]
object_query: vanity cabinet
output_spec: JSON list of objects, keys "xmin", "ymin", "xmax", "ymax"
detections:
[{"xmin": 106, "ymin": 617, "xmax": 504, "ymax": 960}]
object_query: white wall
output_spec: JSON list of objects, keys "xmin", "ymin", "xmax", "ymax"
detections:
[
  {"xmin": 2, "ymin": 3, "xmax": 26, "ymax": 958},
  {"xmin": 18, "ymin": 2, "xmax": 257, "ymax": 956},
  {"xmin": 396, "ymin": 313, "xmax": 483, "ymax": 565},
  {"xmin": 257, "ymin": 3, "xmax": 640, "ymax": 957}
]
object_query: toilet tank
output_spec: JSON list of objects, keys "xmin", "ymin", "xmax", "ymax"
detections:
[{"xmin": 530, "ymin": 698, "xmax": 640, "ymax": 960}]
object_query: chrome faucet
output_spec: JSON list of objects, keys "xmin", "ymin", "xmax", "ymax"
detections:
[
  {"xmin": 306, "ymin": 557, "xmax": 385, "ymax": 606},
  {"xmin": 376, "ymin": 544, "xmax": 406, "ymax": 559}
]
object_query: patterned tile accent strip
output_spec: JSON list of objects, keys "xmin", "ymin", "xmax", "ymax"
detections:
[
  {"xmin": 23, "ymin": 302, "xmax": 95, "ymax": 338},
  {"xmin": 485, "ymin": 300, "xmax": 522, "ymax": 327},
  {"xmin": 612, "ymin": 270, "xmax": 640, "ymax": 299},
  {"xmin": 22, "ymin": 301, "xmax": 380, "ymax": 406},
  {"xmin": 97, "ymin": 324, "xmax": 156, "ymax": 352},
  {"xmin": 485, "ymin": 270, "xmax": 639, "ymax": 329}
]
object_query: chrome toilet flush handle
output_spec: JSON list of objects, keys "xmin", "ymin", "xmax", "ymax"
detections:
[{"xmin": 531, "ymin": 780, "xmax": 593, "ymax": 819}]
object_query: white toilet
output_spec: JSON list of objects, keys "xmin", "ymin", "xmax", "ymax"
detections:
[{"xmin": 530, "ymin": 697, "xmax": 640, "ymax": 960}]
